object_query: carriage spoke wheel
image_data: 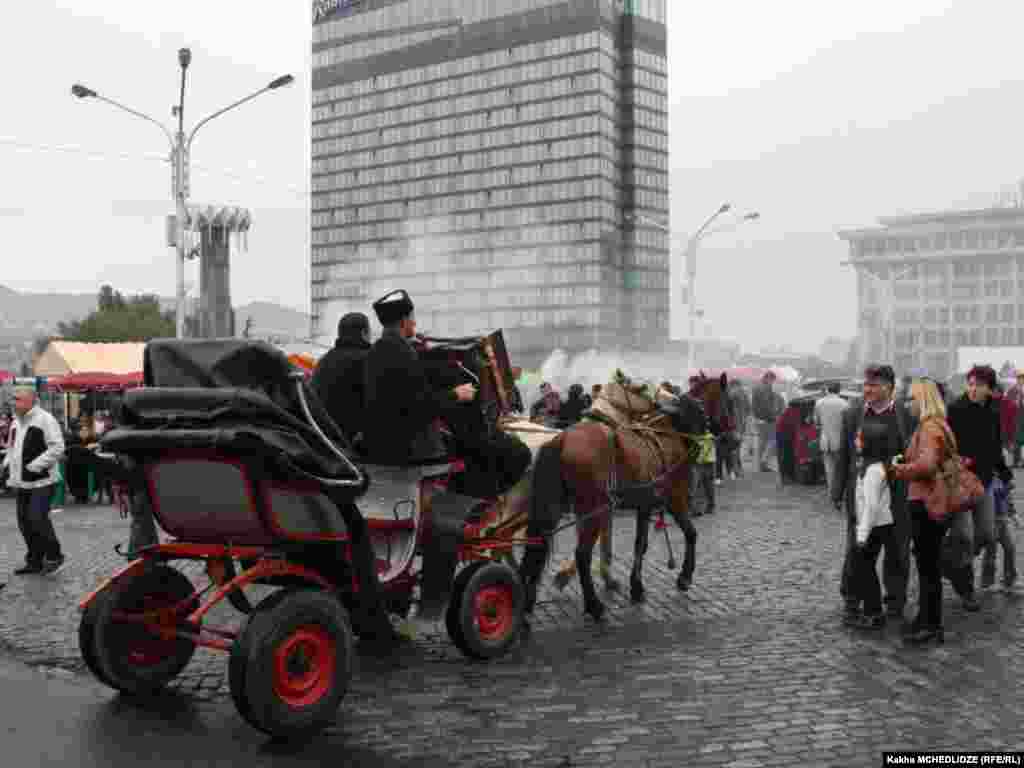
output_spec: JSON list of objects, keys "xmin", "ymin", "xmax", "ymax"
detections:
[
  {"xmin": 81, "ymin": 564, "xmax": 197, "ymax": 695},
  {"xmin": 452, "ymin": 562, "xmax": 524, "ymax": 661},
  {"xmin": 229, "ymin": 588, "xmax": 352, "ymax": 739}
]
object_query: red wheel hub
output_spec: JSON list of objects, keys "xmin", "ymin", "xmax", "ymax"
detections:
[
  {"xmin": 123, "ymin": 592, "xmax": 190, "ymax": 668},
  {"xmin": 473, "ymin": 585, "xmax": 515, "ymax": 641},
  {"xmin": 272, "ymin": 625, "xmax": 336, "ymax": 708}
]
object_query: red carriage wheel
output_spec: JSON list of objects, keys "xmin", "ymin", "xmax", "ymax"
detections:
[
  {"xmin": 228, "ymin": 588, "xmax": 353, "ymax": 738},
  {"xmin": 450, "ymin": 562, "xmax": 524, "ymax": 661},
  {"xmin": 82, "ymin": 564, "xmax": 198, "ymax": 694}
]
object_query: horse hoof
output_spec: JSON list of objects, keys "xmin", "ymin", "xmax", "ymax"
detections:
[
  {"xmin": 667, "ymin": 558, "xmax": 678, "ymax": 571},
  {"xmin": 584, "ymin": 600, "xmax": 606, "ymax": 622},
  {"xmin": 677, "ymin": 577, "xmax": 692, "ymax": 592},
  {"xmin": 604, "ymin": 577, "xmax": 622, "ymax": 593},
  {"xmin": 630, "ymin": 587, "xmax": 646, "ymax": 604},
  {"xmin": 553, "ymin": 571, "xmax": 571, "ymax": 591}
]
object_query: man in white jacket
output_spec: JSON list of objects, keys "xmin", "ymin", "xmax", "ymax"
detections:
[
  {"xmin": 3, "ymin": 386, "xmax": 65, "ymax": 574},
  {"xmin": 814, "ymin": 382, "xmax": 848, "ymax": 495}
]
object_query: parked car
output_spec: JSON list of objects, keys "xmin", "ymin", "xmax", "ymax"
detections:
[{"xmin": 780, "ymin": 388, "xmax": 859, "ymax": 486}]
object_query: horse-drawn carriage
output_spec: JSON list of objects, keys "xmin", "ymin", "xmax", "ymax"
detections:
[
  {"xmin": 77, "ymin": 335, "xmax": 545, "ymax": 738},
  {"xmin": 76, "ymin": 335, "xmax": 719, "ymax": 739}
]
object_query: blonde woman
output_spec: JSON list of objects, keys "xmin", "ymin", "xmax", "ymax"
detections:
[{"xmin": 888, "ymin": 379, "xmax": 955, "ymax": 645}]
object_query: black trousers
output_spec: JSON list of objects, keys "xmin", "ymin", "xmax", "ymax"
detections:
[
  {"xmin": 852, "ymin": 524, "xmax": 890, "ymax": 616},
  {"xmin": 841, "ymin": 486, "xmax": 909, "ymax": 609},
  {"xmin": 689, "ymin": 463, "xmax": 716, "ymax": 513},
  {"xmin": 909, "ymin": 500, "xmax": 945, "ymax": 628},
  {"xmin": 449, "ymin": 429, "xmax": 532, "ymax": 499},
  {"xmin": 16, "ymin": 487, "xmax": 62, "ymax": 565}
]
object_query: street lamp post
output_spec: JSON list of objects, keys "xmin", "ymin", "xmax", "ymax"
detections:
[
  {"xmin": 72, "ymin": 53, "xmax": 294, "ymax": 338},
  {"xmin": 632, "ymin": 207, "xmax": 759, "ymax": 374}
]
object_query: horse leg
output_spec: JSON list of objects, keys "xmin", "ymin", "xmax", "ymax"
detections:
[
  {"xmin": 576, "ymin": 522, "xmax": 605, "ymax": 621},
  {"xmin": 599, "ymin": 514, "xmax": 621, "ymax": 592},
  {"xmin": 554, "ymin": 557, "xmax": 577, "ymax": 590},
  {"xmin": 630, "ymin": 507, "xmax": 651, "ymax": 603},
  {"xmin": 668, "ymin": 504, "xmax": 697, "ymax": 592}
]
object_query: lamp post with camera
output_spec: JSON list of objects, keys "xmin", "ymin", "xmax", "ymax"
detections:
[{"xmin": 71, "ymin": 51, "xmax": 294, "ymax": 338}]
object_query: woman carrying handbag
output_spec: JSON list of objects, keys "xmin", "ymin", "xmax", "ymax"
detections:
[{"xmin": 887, "ymin": 379, "xmax": 958, "ymax": 646}]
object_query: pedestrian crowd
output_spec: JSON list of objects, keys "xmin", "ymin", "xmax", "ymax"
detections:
[{"xmin": 828, "ymin": 363, "xmax": 1018, "ymax": 647}]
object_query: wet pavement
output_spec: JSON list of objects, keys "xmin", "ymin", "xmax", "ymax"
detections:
[{"xmin": 0, "ymin": 469, "xmax": 1022, "ymax": 767}]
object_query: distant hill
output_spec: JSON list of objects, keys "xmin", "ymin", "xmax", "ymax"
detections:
[
  {"xmin": 235, "ymin": 301, "xmax": 310, "ymax": 340},
  {"xmin": 0, "ymin": 284, "xmax": 309, "ymax": 367}
]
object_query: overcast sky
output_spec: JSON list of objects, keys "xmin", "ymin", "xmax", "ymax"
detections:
[{"xmin": 2, "ymin": 1, "xmax": 1022, "ymax": 352}]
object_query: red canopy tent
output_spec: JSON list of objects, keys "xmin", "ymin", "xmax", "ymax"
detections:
[
  {"xmin": 44, "ymin": 371, "xmax": 144, "ymax": 392},
  {"xmin": 0, "ymin": 370, "xmax": 14, "ymax": 384}
]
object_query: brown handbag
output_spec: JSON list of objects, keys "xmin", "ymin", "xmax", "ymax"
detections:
[{"xmin": 922, "ymin": 433, "xmax": 985, "ymax": 522}]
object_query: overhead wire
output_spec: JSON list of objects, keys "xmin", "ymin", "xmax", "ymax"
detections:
[{"xmin": 0, "ymin": 135, "xmax": 308, "ymax": 201}]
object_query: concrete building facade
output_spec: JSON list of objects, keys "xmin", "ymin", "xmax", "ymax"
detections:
[
  {"xmin": 310, "ymin": 0, "xmax": 669, "ymax": 368},
  {"xmin": 839, "ymin": 206, "xmax": 1024, "ymax": 379}
]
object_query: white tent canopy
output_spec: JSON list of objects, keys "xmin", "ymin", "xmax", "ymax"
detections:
[
  {"xmin": 769, "ymin": 365, "xmax": 801, "ymax": 383},
  {"xmin": 957, "ymin": 347, "xmax": 1024, "ymax": 375}
]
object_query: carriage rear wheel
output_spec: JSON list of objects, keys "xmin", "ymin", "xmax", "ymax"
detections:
[
  {"xmin": 81, "ymin": 564, "xmax": 198, "ymax": 694},
  {"xmin": 228, "ymin": 588, "xmax": 353, "ymax": 739},
  {"xmin": 449, "ymin": 562, "xmax": 524, "ymax": 661}
]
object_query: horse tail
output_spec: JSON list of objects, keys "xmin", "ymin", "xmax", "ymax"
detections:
[{"xmin": 528, "ymin": 434, "xmax": 567, "ymax": 538}]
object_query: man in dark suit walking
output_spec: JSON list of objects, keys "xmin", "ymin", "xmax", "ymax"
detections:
[{"xmin": 831, "ymin": 364, "xmax": 913, "ymax": 620}]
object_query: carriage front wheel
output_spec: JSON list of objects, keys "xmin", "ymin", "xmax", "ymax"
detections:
[
  {"xmin": 228, "ymin": 588, "xmax": 353, "ymax": 739},
  {"xmin": 79, "ymin": 564, "xmax": 198, "ymax": 694},
  {"xmin": 448, "ymin": 561, "xmax": 524, "ymax": 661}
]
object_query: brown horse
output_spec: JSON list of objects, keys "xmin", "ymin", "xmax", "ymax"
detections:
[{"xmin": 519, "ymin": 373, "xmax": 729, "ymax": 621}]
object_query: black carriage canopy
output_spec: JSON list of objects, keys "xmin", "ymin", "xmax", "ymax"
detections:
[{"xmin": 100, "ymin": 339, "xmax": 362, "ymax": 487}]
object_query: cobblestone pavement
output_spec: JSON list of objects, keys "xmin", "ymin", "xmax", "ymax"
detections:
[{"xmin": 0, "ymin": 470, "xmax": 1022, "ymax": 767}]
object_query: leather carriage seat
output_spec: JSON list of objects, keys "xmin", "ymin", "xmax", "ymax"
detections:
[{"xmin": 103, "ymin": 339, "xmax": 363, "ymax": 487}]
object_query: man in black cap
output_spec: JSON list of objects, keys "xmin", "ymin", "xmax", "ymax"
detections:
[
  {"xmin": 362, "ymin": 290, "xmax": 475, "ymax": 461},
  {"xmin": 363, "ymin": 289, "xmax": 530, "ymax": 497},
  {"xmin": 311, "ymin": 312, "xmax": 371, "ymax": 444}
]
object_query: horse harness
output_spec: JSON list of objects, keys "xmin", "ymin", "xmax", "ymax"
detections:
[{"xmin": 582, "ymin": 405, "xmax": 702, "ymax": 509}]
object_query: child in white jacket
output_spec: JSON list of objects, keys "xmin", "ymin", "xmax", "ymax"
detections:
[{"xmin": 846, "ymin": 428, "xmax": 895, "ymax": 630}]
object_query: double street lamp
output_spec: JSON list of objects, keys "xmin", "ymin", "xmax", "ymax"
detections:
[
  {"xmin": 72, "ymin": 50, "xmax": 294, "ymax": 338},
  {"xmin": 630, "ymin": 205, "xmax": 760, "ymax": 373}
]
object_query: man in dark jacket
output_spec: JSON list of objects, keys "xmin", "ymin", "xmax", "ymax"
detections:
[
  {"xmin": 752, "ymin": 371, "xmax": 785, "ymax": 471},
  {"xmin": 946, "ymin": 364, "xmax": 1008, "ymax": 610},
  {"xmin": 832, "ymin": 363, "xmax": 913, "ymax": 621},
  {"xmin": 362, "ymin": 290, "xmax": 530, "ymax": 497},
  {"xmin": 311, "ymin": 312, "xmax": 371, "ymax": 443}
]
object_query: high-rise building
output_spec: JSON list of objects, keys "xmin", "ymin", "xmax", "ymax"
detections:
[
  {"xmin": 839, "ymin": 206, "xmax": 1024, "ymax": 378},
  {"xmin": 310, "ymin": 0, "xmax": 669, "ymax": 368}
]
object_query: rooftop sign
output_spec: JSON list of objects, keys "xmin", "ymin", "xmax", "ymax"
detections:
[{"xmin": 312, "ymin": 0, "xmax": 361, "ymax": 23}]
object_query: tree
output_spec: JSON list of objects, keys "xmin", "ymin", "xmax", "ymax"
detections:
[{"xmin": 56, "ymin": 284, "xmax": 175, "ymax": 343}]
